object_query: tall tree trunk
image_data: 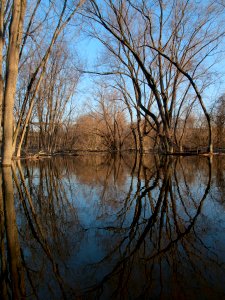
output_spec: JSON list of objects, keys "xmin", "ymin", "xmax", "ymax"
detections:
[
  {"xmin": 2, "ymin": 0, "xmax": 26, "ymax": 166},
  {"xmin": 0, "ymin": 0, "xmax": 5, "ymax": 146}
]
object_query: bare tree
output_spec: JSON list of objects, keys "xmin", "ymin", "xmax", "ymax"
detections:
[
  {"xmin": 212, "ymin": 94, "xmax": 225, "ymax": 148},
  {"xmin": 18, "ymin": 41, "xmax": 80, "ymax": 155},
  {"xmin": 93, "ymin": 90, "xmax": 130, "ymax": 151},
  {"xmin": 83, "ymin": 0, "xmax": 225, "ymax": 153}
]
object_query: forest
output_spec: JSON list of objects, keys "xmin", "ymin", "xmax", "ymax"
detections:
[{"xmin": 1, "ymin": 0, "xmax": 225, "ymax": 165}]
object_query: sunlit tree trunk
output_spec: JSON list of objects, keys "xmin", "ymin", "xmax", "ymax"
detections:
[
  {"xmin": 0, "ymin": 0, "xmax": 5, "ymax": 146},
  {"xmin": 2, "ymin": 0, "xmax": 26, "ymax": 165}
]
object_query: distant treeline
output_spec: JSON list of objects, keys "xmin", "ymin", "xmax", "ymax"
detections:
[{"xmin": 25, "ymin": 96, "xmax": 225, "ymax": 154}]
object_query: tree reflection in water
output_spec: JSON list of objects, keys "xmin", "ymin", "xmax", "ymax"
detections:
[{"xmin": 0, "ymin": 154, "xmax": 225, "ymax": 299}]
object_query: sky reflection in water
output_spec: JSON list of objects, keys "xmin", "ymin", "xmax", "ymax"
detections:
[{"xmin": 0, "ymin": 154, "xmax": 225, "ymax": 299}]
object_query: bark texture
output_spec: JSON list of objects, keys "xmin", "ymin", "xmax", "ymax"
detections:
[{"xmin": 2, "ymin": 0, "xmax": 26, "ymax": 165}]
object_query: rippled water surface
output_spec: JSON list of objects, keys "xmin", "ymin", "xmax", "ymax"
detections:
[{"xmin": 1, "ymin": 154, "xmax": 225, "ymax": 299}]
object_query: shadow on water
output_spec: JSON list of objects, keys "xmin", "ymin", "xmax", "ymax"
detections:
[{"xmin": 0, "ymin": 154, "xmax": 225, "ymax": 299}]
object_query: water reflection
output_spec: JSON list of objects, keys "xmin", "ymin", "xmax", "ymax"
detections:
[{"xmin": 1, "ymin": 154, "xmax": 225, "ymax": 299}]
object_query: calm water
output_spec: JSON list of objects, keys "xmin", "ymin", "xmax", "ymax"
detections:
[{"xmin": 0, "ymin": 154, "xmax": 225, "ymax": 299}]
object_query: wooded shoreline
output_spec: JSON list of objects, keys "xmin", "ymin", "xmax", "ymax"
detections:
[{"xmin": 1, "ymin": 147, "xmax": 224, "ymax": 162}]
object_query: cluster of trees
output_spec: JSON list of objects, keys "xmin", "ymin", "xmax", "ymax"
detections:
[
  {"xmin": 1, "ymin": 0, "xmax": 225, "ymax": 165},
  {"xmin": 24, "ymin": 93, "xmax": 225, "ymax": 153},
  {"xmin": 0, "ymin": 0, "xmax": 83, "ymax": 165}
]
